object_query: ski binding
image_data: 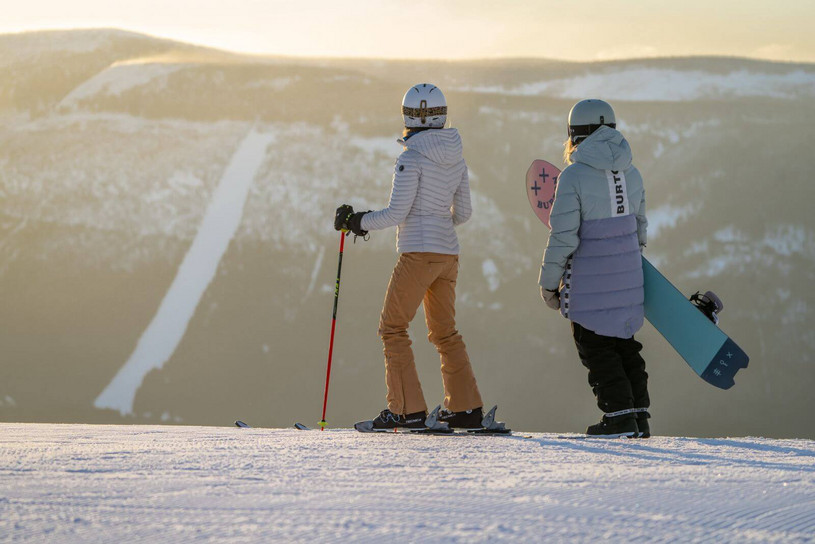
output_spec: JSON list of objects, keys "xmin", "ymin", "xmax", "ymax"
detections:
[
  {"xmin": 464, "ymin": 405, "xmax": 512, "ymax": 434},
  {"xmin": 354, "ymin": 405, "xmax": 453, "ymax": 434}
]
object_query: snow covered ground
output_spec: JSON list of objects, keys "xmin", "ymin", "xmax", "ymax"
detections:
[
  {"xmin": 1, "ymin": 424, "xmax": 813, "ymax": 543},
  {"xmin": 457, "ymin": 68, "xmax": 815, "ymax": 101}
]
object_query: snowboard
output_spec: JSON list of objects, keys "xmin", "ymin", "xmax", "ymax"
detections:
[{"xmin": 526, "ymin": 159, "xmax": 748, "ymax": 389}]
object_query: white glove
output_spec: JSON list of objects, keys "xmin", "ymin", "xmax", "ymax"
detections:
[{"xmin": 540, "ymin": 286, "xmax": 560, "ymax": 310}]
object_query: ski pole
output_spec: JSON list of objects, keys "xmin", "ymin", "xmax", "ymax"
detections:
[{"xmin": 320, "ymin": 230, "xmax": 346, "ymax": 430}]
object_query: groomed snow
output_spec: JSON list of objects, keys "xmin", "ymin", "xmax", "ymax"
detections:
[
  {"xmin": 58, "ymin": 61, "xmax": 185, "ymax": 108},
  {"xmin": 1, "ymin": 424, "xmax": 813, "ymax": 543}
]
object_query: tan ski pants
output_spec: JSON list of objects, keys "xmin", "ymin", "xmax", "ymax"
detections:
[{"xmin": 378, "ymin": 252, "xmax": 483, "ymax": 415}]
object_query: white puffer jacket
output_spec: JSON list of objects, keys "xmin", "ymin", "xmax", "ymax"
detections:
[{"xmin": 361, "ymin": 128, "xmax": 471, "ymax": 254}]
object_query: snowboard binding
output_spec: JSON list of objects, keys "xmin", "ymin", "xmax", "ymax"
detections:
[{"xmin": 690, "ymin": 291, "xmax": 724, "ymax": 325}]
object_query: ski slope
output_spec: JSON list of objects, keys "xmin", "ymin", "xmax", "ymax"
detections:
[
  {"xmin": 1, "ymin": 424, "xmax": 813, "ymax": 543},
  {"xmin": 94, "ymin": 129, "xmax": 275, "ymax": 416},
  {"xmin": 458, "ymin": 68, "xmax": 815, "ymax": 101}
]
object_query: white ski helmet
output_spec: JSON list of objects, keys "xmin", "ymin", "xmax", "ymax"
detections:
[
  {"xmin": 401, "ymin": 83, "xmax": 447, "ymax": 128},
  {"xmin": 568, "ymin": 99, "xmax": 616, "ymax": 144}
]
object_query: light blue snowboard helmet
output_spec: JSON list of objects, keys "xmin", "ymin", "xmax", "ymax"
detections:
[{"xmin": 568, "ymin": 99, "xmax": 616, "ymax": 144}]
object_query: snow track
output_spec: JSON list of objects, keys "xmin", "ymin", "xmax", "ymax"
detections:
[
  {"xmin": 1, "ymin": 424, "xmax": 813, "ymax": 543},
  {"xmin": 94, "ymin": 129, "xmax": 275, "ymax": 415}
]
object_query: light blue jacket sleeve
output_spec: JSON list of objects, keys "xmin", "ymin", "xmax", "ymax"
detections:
[{"xmin": 539, "ymin": 168, "xmax": 581, "ymax": 290}]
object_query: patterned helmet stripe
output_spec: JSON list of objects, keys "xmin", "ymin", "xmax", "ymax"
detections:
[{"xmin": 402, "ymin": 106, "xmax": 447, "ymax": 118}]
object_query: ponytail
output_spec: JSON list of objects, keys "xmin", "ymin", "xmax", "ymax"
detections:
[{"xmin": 563, "ymin": 137, "xmax": 578, "ymax": 165}]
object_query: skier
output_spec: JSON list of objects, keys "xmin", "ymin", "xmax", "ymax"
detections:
[
  {"xmin": 335, "ymin": 83, "xmax": 494, "ymax": 432},
  {"xmin": 539, "ymin": 99, "xmax": 651, "ymax": 438}
]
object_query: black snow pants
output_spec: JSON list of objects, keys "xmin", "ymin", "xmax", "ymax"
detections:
[{"xmin": 571, "ymin": 322, "xmax": 650, "ymax": 415}]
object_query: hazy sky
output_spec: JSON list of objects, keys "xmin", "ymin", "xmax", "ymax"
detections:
[{"xmin": 2, "ymin": 0, "xmax": 814, "ymax": 63}]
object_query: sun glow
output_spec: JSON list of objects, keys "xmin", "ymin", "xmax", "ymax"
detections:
[{"xmin": 1, "ymin": 0, "xmax": 814, "ymax": 63}]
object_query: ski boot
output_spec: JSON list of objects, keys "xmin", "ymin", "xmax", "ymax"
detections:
[
  {"xmin": 586, "ymin": 414, "xmax": 639, "ymax": 438},
  {"xmin": 439, "ymin": 405, "xmax": 511, "ymax": 434},
  {"xmin": 690, "ymin": 291, "xmax": 724, "ymax": 325},
  {"xmin": 354, "ymin": 405, "xmax": 452, "ymax": 434},
  {"xmin": 438, "ymin": 407, "xmax": 483, "ymax": 429}
]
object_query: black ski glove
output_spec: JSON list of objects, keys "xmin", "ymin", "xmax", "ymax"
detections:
[
  {"xmin": 334, "ymin": 204, "xmax": 369, "ymax": 237},
  {"xmin": 334, "ymin": 204, "xmax": 354, "ymax": 231},
  {"xmin": 348, "ymin": 211, "xmax": 368, "ymax": 237}
]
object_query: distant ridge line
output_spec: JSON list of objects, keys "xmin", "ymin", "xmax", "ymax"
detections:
[{"xmin": 2, "ymin": 27, "xmax": 813, "ymax": 68}]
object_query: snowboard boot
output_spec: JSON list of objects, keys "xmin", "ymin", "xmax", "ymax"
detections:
[
  {"xmin": 370, "ymin": 409, "xmax": 428, "ymax": 431},
  {"xmin": 438, "ymin": 407, "xmax": 484, "ymax": 429},
  {"xmin": 636, "ymin": 410, "xmax": 651, "ymax": 438},
  {"xmin": 586, "ymin": 414, "xmax": 639, "ymax": 438}
]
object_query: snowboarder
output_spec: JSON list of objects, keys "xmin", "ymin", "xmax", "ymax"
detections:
[
  {"xmin": 335, "ymin": 83, "xmax": 492, "ymax": 432},
  {"xmin": 539, "ymin": 99, "xmax": 651, "ymax": 438}
]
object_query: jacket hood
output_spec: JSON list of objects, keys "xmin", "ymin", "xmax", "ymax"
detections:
[
  {"xmin": 398, "ymin": 128, "xmax": 463, "ymax": 166},
  {"xmin": 571, "ymin": 125, "xmax": 633, "ymax": 171}
]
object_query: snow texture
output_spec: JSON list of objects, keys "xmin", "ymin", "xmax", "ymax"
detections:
[
  {"xmin": 1, "ymin": 423, "xmax": 813, "ymax": 543},
  {"xmin": 459, "ymin": 69, "xmax": 815, "ymax": 101},
  {"xmin": 482, "ymin": 259, "xmax": 500, "ymax": 292},
  {"xmin": 59, "ymin": 61, "xmax": 184, "ymax": 108},
  {"xmin": 0, "ymin": 29, "xmax": 144, "ymax": 66},
  {"xmin": 647, "ymin": 204, "xmax": 697, "ymax": 239},
  {"xmin": 94, "ymin": 129, "xmax": 275, "ymax": 415},
  {"xmin": 685, "ymin": 224, "xmax": 815, "ymax": 280}
]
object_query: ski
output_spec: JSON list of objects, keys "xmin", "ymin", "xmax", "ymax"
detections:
[
  {"xmin": 354, "ymin": 405, "xmax": 512, "ymax": 435},
  {"xmin": 236, "ymin": 406, "xmax": 512, "ymax": 435},
  {"xmin": 352, "ymin": 424, "xmax": 454, "ymax": 434},
  {"xmin": 354, "ymin": 405, "xmax": 453, "ymax": 434},
  {"xmin": 235, "ymin": 421, "xmax": 311, "ymax": 430},
  {"xmin": 556, "ymin": 434, "xmax": 639, "ymax": 440},
  {"xmin": 464, "ymin": 428, "xmax": 512, "ymax": 435}
]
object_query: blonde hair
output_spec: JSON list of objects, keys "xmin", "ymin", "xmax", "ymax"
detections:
[{"xmin": 563, "ymin": 138, "xmax": 578, "ymax": 165}]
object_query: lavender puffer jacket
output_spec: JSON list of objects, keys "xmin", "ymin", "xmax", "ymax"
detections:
[{"xmin": 538, "ymin": 126, "xmax": 648, "ymax": 339}]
